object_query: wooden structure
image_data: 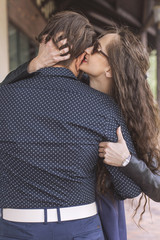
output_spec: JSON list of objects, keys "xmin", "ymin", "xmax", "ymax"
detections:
[
  {"xmin": 8, "ymin": 0, "xmax": 46, "ymax": 42},
  {"xmin": 33, "ymin": 0, "xmax": 156, "ymax": 47}
]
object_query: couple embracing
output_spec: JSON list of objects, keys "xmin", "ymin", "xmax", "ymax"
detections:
[{"xmin": 0, "ymin": 11, "xmax": 160, "ymax": 240}]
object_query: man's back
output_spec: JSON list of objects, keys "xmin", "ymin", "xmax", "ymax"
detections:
[{"xmin": 0, "ymin": 67, "xmax": 137, "ymax": 208}]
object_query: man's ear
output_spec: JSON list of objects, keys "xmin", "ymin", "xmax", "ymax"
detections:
[
  {"xmin": 105, "ymin": 66, "xmax": 112, "ymax": 78},
  {"xmin": 75, "ymin": 53, "xmax": 86, "ymax": 72}
]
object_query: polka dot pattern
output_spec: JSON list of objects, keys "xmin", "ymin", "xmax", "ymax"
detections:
[{"xmin": 0, "ymin": 67, "xmax": 141, "ymax": 208}]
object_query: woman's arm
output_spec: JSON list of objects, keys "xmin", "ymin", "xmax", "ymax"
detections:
[
  {"xmin": 103, "ymin": 116, "xmax": 142, "ymax": 200},
  {"xmin": 121, "ymin": 155, "xmax": 160, "ymax": 202},
  {"xmin": 1, "ymin": 61, "xmax": 31, "ymax": 85},
  {"xmin": 99, "ymin": 127, "xmax": 160, "ymax": 202},
  {"xmin": 1, "ymin": 39, "xmax": 70, "ymax": 86}
]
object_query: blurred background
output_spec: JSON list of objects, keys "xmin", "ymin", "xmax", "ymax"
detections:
[
  {"xmin": 0, "ymin": 0, "xmax": 160, "ymax": 239},
  {"xmin": 1, "ymin": 0, "xmax": 160, "ymax": 101}
]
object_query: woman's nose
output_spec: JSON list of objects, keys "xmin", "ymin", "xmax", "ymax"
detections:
[{"xmin": 85, "ymin": 46, "xmax": 93, "ymax": 54}]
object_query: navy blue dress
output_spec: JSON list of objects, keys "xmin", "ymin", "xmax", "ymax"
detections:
[{"xmin": 97, "ymin": 194, "xmax": 127, "ymax": 240}]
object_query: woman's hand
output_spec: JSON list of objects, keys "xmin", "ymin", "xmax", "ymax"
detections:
[
  {"xmin": 27, "ymin": 38, "xmax": 70, "ymax": 73},
  {"xmin": 99, "ymin": 127, "xmax": 130, "ymax": 166}
]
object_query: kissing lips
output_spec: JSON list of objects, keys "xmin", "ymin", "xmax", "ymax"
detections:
[{"xmin": 82, "ymin": 54, "xmax": 88, "ymax": 63}]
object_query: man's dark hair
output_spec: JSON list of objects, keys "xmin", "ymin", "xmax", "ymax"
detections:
[{"xmin": 37, "ymin": 11, "xmax": 96, "ymax": 67}]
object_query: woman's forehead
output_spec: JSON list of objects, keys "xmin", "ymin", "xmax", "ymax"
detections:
[{"xmin": 99, "ymin": 33, "xmax": 118, "ymax": 47}]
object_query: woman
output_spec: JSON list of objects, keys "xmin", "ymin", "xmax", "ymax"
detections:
[
  {"xmin": 2, "ymin": 26, "xmax": 160, "ymax": 240},
  {"xmin": 80, "ymin": 27, "xmax": 160, "ymax": 238}
]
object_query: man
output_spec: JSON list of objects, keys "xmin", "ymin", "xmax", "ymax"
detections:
[{"xmin": 0, "ymin": 11, "xmax": 141, "ymax": 240}]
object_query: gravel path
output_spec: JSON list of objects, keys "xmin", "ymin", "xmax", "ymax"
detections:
[{"xmin": 125, "ymin": 198, "xmax": 160, "ymax": 240}]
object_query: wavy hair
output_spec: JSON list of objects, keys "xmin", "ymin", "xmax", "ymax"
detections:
[{"xmin": 96, "ymin": 26, "xmax": 160, "ymax": 225}]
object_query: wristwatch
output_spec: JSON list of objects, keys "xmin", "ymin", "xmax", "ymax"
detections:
[{"xmin": 121, "ymin": 154, "xmax": 131, "ymax": 167}]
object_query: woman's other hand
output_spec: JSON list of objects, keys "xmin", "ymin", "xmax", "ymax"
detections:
[
  {"xmin": 27, "ymin": 38, "xmax": 70, "ymax": 73},
  {"xmin": 99, "ymin": 127, "xmax": 130, "ymax": 166}
]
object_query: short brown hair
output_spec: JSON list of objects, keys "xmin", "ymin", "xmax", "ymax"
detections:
[{"xmin": 37, "ymin": 11, "xmax": 96, "ymax": 67}]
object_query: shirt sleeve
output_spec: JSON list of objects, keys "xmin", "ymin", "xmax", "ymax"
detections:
[
  {"xmin": 1, "ymin": 61, "xmax": 31, "ymax": 86},
  {"xmin": 103, "ymin": 115, "xmax": 142, "ymax": 200}
]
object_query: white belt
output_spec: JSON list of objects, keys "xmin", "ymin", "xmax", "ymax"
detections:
[{"xmin": 2, "ymin": 202, "xmax": 97, "ymax": 223}]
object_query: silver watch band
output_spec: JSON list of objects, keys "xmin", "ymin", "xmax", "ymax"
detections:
[{"xmin": 121, "ymin": 154, "xmax": 131, "ymax": 167}]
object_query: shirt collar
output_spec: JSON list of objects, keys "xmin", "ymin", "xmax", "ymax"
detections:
[{"xmin": 36, "ymin": 67, "xmax": 78, "ymax": 81}]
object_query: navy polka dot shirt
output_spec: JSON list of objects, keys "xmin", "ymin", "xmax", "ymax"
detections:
[{"xmin": 0, "ymin": 67, "xmax": 141, "ymax": 208}]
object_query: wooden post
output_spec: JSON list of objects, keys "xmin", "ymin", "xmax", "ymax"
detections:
[
  {"xmin": 141, "ymin": 32, "xmax": 148, "ymax": 48},
  {"xmin": 140, "ymin": 0, "xmax": 153, "ymax": 48},
  {"xmin": 0, "ymin": 0, "xmax": 9, "ymax": 82},
  {"xmin": 156, "ymin": 22, "xmax": 160, "ymax": 106}
]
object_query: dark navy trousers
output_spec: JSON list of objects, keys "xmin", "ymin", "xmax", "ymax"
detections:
[
  {"xmin": 0, "ymin": 214, "xmax": 105, "ymax": 240},
  {"xmin": 0, "ymin": 196, "xmax": 127, "ymax": 240}
]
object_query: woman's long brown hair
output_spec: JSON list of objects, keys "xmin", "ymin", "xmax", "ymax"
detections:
[{"xmin": 96, "ymin": 26, "xmax": 160, "ymax": 225}]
